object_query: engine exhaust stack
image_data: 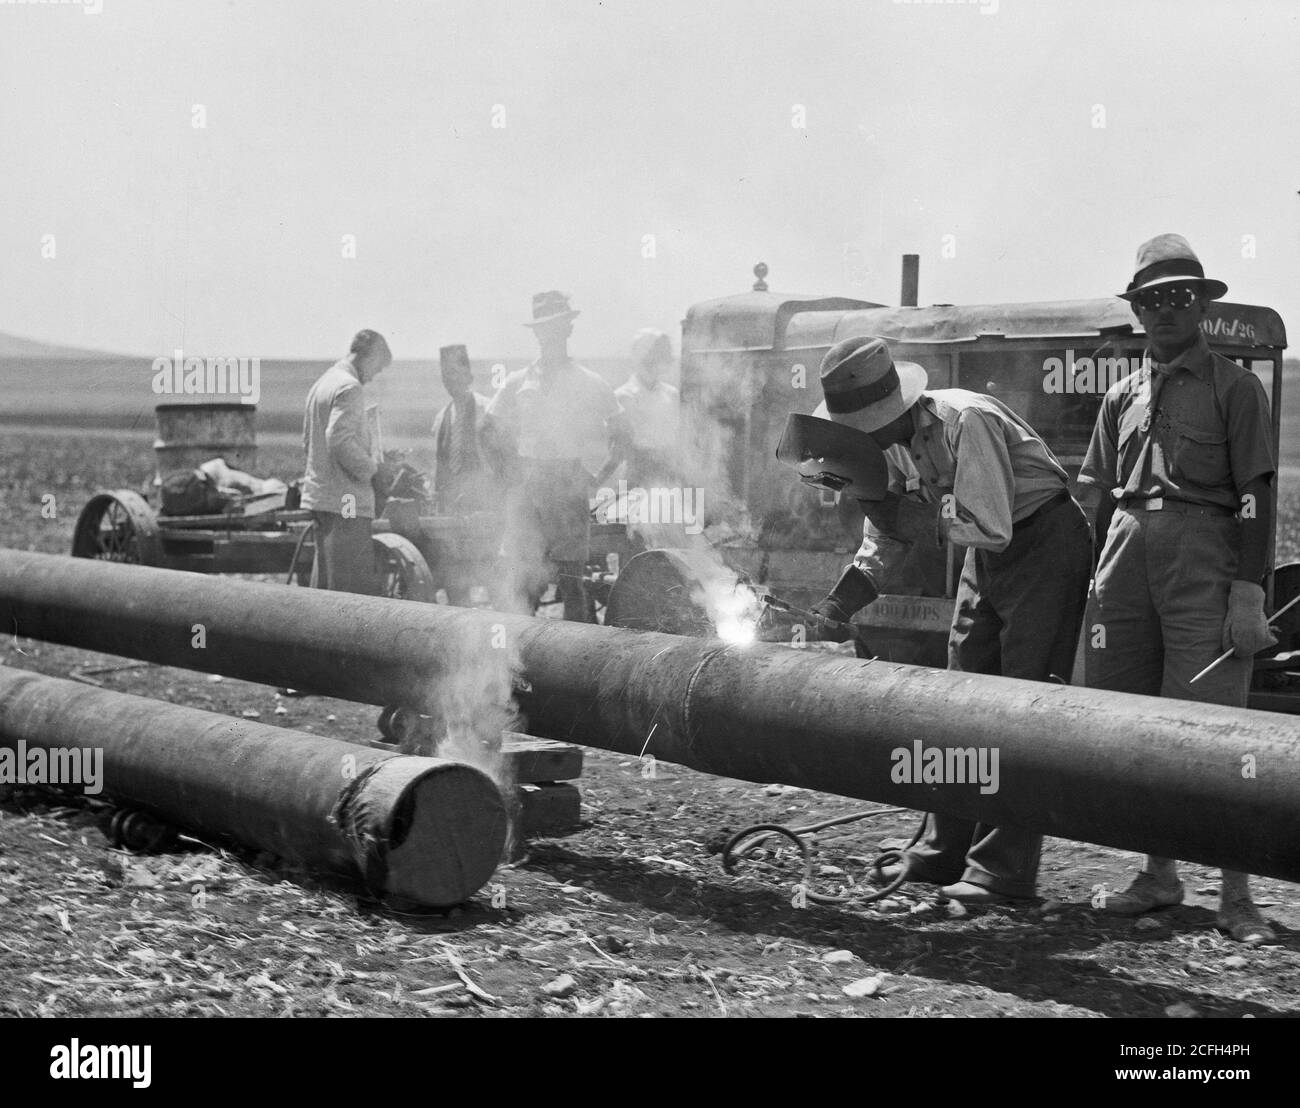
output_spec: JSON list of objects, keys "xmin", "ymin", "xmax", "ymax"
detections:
[{"xmin": 900, "ymin": 254, "xmax": 920, "ymax": 307}]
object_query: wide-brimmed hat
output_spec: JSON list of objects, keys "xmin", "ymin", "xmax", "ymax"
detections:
[
  {"xmin": 812, "ymin": 336, "xmax": 927, "ymax": 435},
  {"xmin": 525, "ymin": 290, "xmax": 580, "ymax": 328},
  {"xmin": 1119, "ymin": 234, "xmax": 1228, "ymax": 302},
  {"xmin": 775, "ymin": 414, "xmax": 889, "ymax": 501}
]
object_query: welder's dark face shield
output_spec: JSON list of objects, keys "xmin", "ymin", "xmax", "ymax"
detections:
[{"xmin": 775, "ymin": 414, "xmax": 890, "ymax": 502}]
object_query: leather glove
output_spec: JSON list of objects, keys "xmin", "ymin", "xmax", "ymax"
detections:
[
  {"xmin": 1222, "ymin": 581, "xmax": 1278, "ymax": 659},
  {"xmin": 862, "ymin": 492, "xmax": 942, "ymax": 545},
  {"xmin": 371, "ymin": 462, "xmax": 398, "ymax": 505},
  {"xmin": 809, "ymin": 566, "xmax": 879, "ymax": 643},
  {"xmin": 807, "ymin": 597, "xmax": 855, "ymax": 643}
]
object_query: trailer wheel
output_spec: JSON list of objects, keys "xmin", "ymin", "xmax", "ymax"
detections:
[
  {"xmin": 387, "ymin": 707, "xmax": 439, "ymax": 754},
  {"xmin": 373, "ymin": 532, "xmax": 436, "ymax": 602},
  {"xmin": 71, "ymin": 490, "xmax": 163, "ymax": 566}
]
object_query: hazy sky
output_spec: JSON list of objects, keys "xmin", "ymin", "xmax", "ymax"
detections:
[{"xmin": 3, "ymin": 0, "xmax": 1298, "ymax": 359}]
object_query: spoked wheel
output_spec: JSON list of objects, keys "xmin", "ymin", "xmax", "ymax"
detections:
[
  {"xmin": 71, "ymin": 490, "xmax": 163, "ymax": 565},
  {"xmin": 372, "ymin": 532, "xmax": 437, "ymax": 602}
]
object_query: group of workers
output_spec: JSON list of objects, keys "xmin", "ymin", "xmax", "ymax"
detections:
[
  {"xmin": 300, "ymin": 232, "xmax": 1280, "ymax": 944},
  {"xmin": 299, "ymin": 291, "xmax": 678, "ymax": 617},
  {"xmin": 799, "ymin": 233, "xmax": 1277, "ymax": 942}
]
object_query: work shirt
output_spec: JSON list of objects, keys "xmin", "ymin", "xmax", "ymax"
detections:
[
  {"xmin": 433, "ymin": 392, "xmax": 491, "ymax": 483},
  {"xmin": 301, "ymin": 360, "xmax": 378, "ymax": 518},
  {"xmin": 614, "ymin": 373, "xmax": 679, "ymax": 481},
  {"xmin": 1079, "ymin": 333, "xmax": 1275, "ymax": 510},
  {"xmin": 615, "ymin": 374, "xmax": 679, "ymax": 454},
  {"xmin": 487, "ymin": 359, "xmax": 624, "ymax": 478},
  {"xmin": 432, "ymin": 391, "xmax": 493, "ymax": 511},
  {"xmin": 853, "ymin": 389, "xmax": 1069, "ymax": 583}
]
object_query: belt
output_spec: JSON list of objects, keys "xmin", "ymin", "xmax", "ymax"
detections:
[
  {"xmin": 1013, "ymin": 490, "xmax": 1072, "ymax": 530},
  {"xmin": 1117, "ymin": 497, "xmax": 1236, "ymax": 518}
]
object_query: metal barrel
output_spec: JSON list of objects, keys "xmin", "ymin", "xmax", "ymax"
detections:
[
  {"xmin": 2, "ymin": 549, "xmax": 1299, "ymax": 881},
  {"xmin": 0, "ymin": 664, "xmax": 507, "ymax": 907},
  {"xmin": 154, "ymin": 402, "xmax": 258, "ymax": 483}
]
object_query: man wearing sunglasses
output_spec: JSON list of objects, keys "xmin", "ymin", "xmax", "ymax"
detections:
[
  {"xmin": 1079, "ymin": 234, "xmax": 1278, "ymax": 943},
  {"xmin": 799, "ymin": 336, "xmax": 1092, "ymax": 904}
]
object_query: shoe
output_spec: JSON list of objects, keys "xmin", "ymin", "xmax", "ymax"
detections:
[
  {"xmin": 1097, "ymin": 871, "xmax": 1184, "ymax": 916},
  {"xmin": 1217, "ymin": 900, "xmax": 1276, "ymax": 945},
  {"xmin": 939, "ymin": 881, "xmax": 1035, "ymax": 905},
  {"xmin": 873, "ymin": 860, "xmax": 961, "ymax": 887}
]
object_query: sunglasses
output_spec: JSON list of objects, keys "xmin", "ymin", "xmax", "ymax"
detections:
[{"xmin": 1135, "ymin": 284, "xmax": 1200, "ymax": 312}]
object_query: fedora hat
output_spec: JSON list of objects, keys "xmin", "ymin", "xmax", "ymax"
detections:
[
  {"xmin": 776, "ymin": 414, "xmax": 890, "ymax": 501},
  {"xmin": 524, "ymin": 290, "xmax": 580, "ymax": 328},
  {"xmin": 1118, "ymin": 234, "xmax": 1228, "ymax": 301},
  {"xmin": 813, "ymin": 336, "xmax": 927, "ymax": 435}
]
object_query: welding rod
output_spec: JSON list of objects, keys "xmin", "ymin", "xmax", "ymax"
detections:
[
  {"xmin": 759, "ymin": 592, "xmax": 874, "ymax": 652},
  {"xmin": 1188, "ymin": 592, "xmax": 1300, "ymax": 685}
]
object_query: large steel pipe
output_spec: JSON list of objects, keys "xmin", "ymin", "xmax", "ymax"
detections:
[
  {"xmin": 2, "ymin": 549, "xmax": 1299, "ymax": 880},
  {"xmin": 0, "ymin": 665, "xmax": 507, "ymax": 907}
]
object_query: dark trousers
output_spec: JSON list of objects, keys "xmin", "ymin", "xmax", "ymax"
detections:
[
  {"xmin": 502, "ymin": 459, "xmax": 593, "ymax": 622},
  {"xmin": 311, "ymin": 511, "xmax": 377, "ymax": 596},
  {"xmin": 906, "ymin": 495, "xmax": 1091, "ymax": 896}
]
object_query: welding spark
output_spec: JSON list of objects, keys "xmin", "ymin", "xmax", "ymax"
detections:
[{"xmin": 710, "ymin": 584, "xmax": 760, "ymax": 646}]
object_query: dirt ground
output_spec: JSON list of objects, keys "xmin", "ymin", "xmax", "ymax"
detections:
[
  {"xmin": 3, "ymin": 641, "xmax": 1300, "ymax": 1022},
  {"xmin": 2, "ymin": 431, "xmax": 1299, "ymax": 1024}
]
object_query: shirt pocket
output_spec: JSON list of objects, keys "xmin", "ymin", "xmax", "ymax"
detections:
[
  {"xmin": 1114, "ymin": 406, "xmax": 1146, "ymax": 483},
  {"xmin": 1169, "ymin": 418, "xmax": 1230, "ymax": 488}
]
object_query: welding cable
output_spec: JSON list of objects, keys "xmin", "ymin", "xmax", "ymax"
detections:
[
  {"xmin": 284, "ymin": 520, "xmax": 317, "ymax": 585},
  {"xmin": 721, "ymin": 809, "xmax": 930, "ymax": 905}
]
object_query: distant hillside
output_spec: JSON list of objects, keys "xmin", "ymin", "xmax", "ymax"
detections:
[{"xmin": 0, "ymin": 330, "xmax": 128, "ymax": 360}]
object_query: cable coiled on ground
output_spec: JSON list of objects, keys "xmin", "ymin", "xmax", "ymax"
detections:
[{"xmin": 721, "ymin": 809, "xmax": 929, "ymax": 905}]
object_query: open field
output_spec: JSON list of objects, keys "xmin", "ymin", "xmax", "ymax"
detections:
[
  {"xmin": 0, "ymin": 355, "xmax": 638, "ymax": 440},
  {"xmin": 0, "ymin": 355, "xmax": 1293, "ymax": 461},
  {"xmin": 1, "ymin": 426, "xmax": 1299, "ymax": 1020}
]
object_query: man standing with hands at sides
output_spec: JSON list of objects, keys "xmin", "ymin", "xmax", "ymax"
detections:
[
  {"xmin": 802, "ymin": 336, "xmax": 1091, "ymax": 904},
  {"xmin": 486, "ymin": 291, "xmax": 627, "ymax": 622},
  {"xmin": 1079, "ymin": 235, "xmax": 1278, "ymax": 943},
  {"xmin": 301, "ymin": 328, "xmax": 391, "ymax": 595},
  {"xmin": 432, "ymin": 344, "xmax": 494, "ymax": 513},
  {"xmin": 431, "ymin": 344, "xmax": 496, "ymax": 606},
  {"xmin": 615, "ymin": 328, "xmax": 680, "ymax": 488}
]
